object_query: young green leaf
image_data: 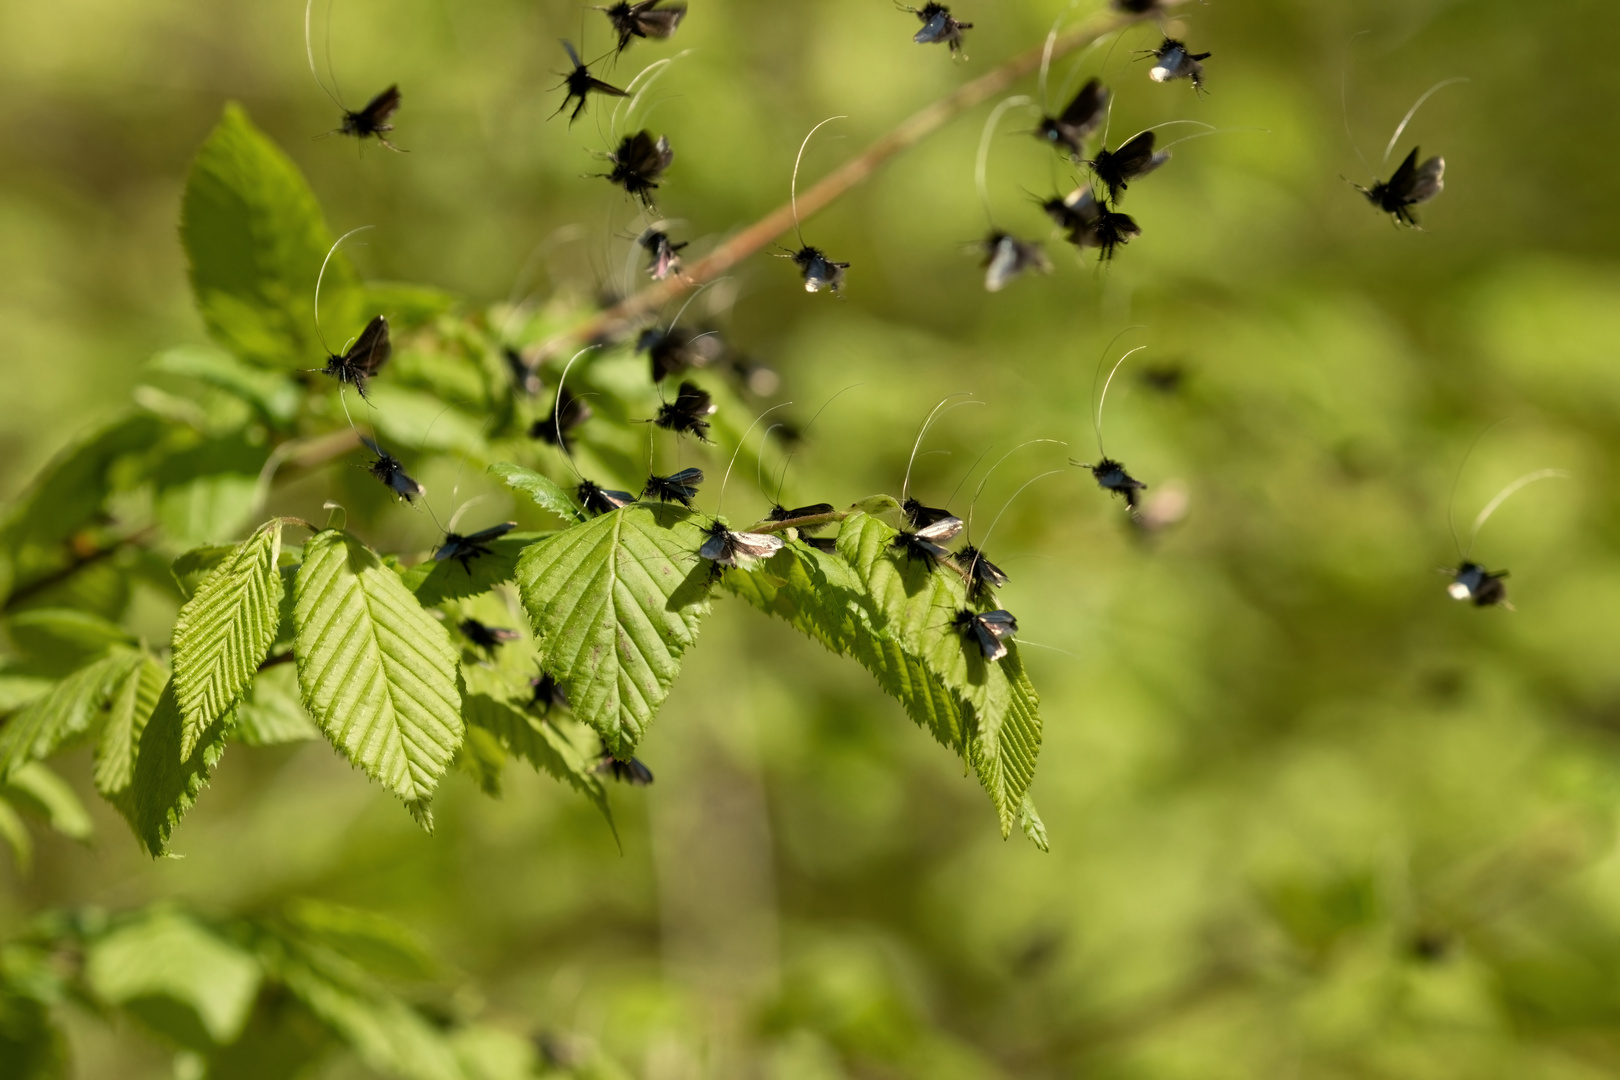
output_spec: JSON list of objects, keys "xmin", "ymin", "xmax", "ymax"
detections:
[
  {"xmin": 0, "ymin": 795, "xmax": 31, "ymax": 872},
  {"xmin": 95, "ymin": 655, "xmax": 170, "ymax": 799},
  {"xmin": 400, "ymin": 532, "xmax": 545, "ymax": 608},
  {"xmin": 3, "ymin": 762, "xmax": 94, "ymax": 843},
  {"xmin": 0, "ymin": 652, "xmax": 141, "ymax": 780},
  {"xmin": 513, "ymin": 504, "xmax": 712, "ymax": 757},
  {"xmin": 181, "ymin": 103, "xmax": 360, "ymax": 369},
  {"xmin": 489, "ymin": 462, "xmax": 585, "ymax": 522},
  {"xmin": 1019, "ymin": 794, "xmax": 1049, "ymax": 853},
  {"xmin": 109, "ymin": 678, "xmax": 233, "ymax": 857},
  {"xmin": 172, "ymin": 520, "xmax": 284, "ymax": 757},
  {"xmin": 294, "ymin": 530, "xmax": 464, "ymax": 809},
  {"xmin": 232, "ymin": 662, "xmax": 320, "ymax": 746},
  {"xmin": 463, "ymin": 693, "xmax": 616, "ymax": 837},
  {"xmin": 5, "ymin": 608, "xmax": 137, "ymax": 677}
]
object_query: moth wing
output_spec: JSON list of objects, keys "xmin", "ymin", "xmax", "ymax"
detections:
[
  {"xmin": 971, "ymin": 620, "xmax": 1009, "ymax": 661},
  {"xmin": 984, "ymin": 237, "xmax": 1020, "ymax": 293},
  {"xmin": 916, "ymin": 515, "xmax": 964, "ymax": 543},
  {"xmin": 359, "ymin": 435, "xmax": 384, "ymax": 457},
  {"xmin": 466, "ymin": 522, "xmax": 518, "ymax": 543},
  {"xmin": 346, "ymin": 315, "xmax": 392, "ymax": 376},
  {"xmin": 673, "ymin": 381, "xmax": 714, "ymax": 416},
  {"xmin": 731, "ymin": 532, "xmax": 785, "ymax": 560},
  {"xmin": 668, "ymin": 467, "xmax": 704, "ymax": 486},
  {"xmin": 603, "ymin": 488, "xmax": 636, "ymax": 508},
  {"xmin": 360, "ymin": 85, "xmax": 402, "ymax": 125},
  {"xmin": 1408, "ymin": 156, "xmax": 1445, "ymax": 204},
  {"xmin": 561, "ymin": 39, "xmax": 583, "ymax": 67},
  {"xmin": 588, "ymin": 75, "xmax": 631, "ymax": 97},
  {"xmin": 698, "ymin": 530, "xmax": 729, "ymax": 561},
  {"xmin": 1062, "ymin": 78, "xmax": 1110, "ymax": 133},
  {"xmin": 914, "ymin": 10, "xmax": 951, "ymax": 43},
  {"xmin": 1386, "ymin": 147, "xmax": 1420, "ymax": 194},
  {"xmin": 1114, "ymin": 131, "xmax": 1158, "ymax": 172},
  {"xmin": 635, "ymin": 5, "xmax": 686, "ymax": 37}
]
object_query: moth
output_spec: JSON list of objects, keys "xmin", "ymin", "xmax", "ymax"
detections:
[
  {"xmin": 953, "ymin": 607, "xmax": 1017, "ymax": 662},
  {"xmin": 789, "ymin": 246, "xmax": 850, "ymax": 294},
  {"xmin": 459, "ymin": 618, "xmax": 522, "ymax": 653},
  {"xmin": 335, "ymin": 85, "xmax": 405, "ymax": 152},
  {"xmin": 503, "ymin": 346, "xmax": 542, "ymax": 397},
  {"xmin": 1045, "ymin": 186, "xmax": 1140, "ymax": 259},
  {"xmin": 698, "ymin": 520, "xmax": 785, "ymax": 567},
  {"xmin": 642, "ymin": 467, "xmax": 704, "ymax": 507},
  {"xmin": 1147, "ymin": 38, "xmax": 1211, "ymax": 92},
  {"xmin": 596, "ymin": 751, "xmax": 655, "ymax": 785},
  {"xmin": 767, "ymin": 502, "xmax": 836, "ymax": 525},
  {"xmin": 637, "ymin": 325, "xmax": 723, "ymax": 382},
  {"xmin": 903, "ymin": 498, "xmax": 957, "ymax": 529},
  {"xmin": 1036, "ymin": 77, "xmax": 1110, "ymax": 161},
  {"xmin": 360, "ymin": 436, "xmax": 424, "ymax": 503},
  {"xmin": 530, "ymin": 385, "xmax": 592, "ymax": 452},
  {"xmin": 1448, "ymin": 562, "xmax": 1509, "ymax": 608},
  {"xmin": 596, "ymin": 0, "xmax": 687, "ymax": 54},
  {"xmin": 1089, "ymin": 131, "xmax": 1171, "ymax": 204},
  {"xmin": 434, "ymin": 522, "xmax": 517, "ymax": 574},
  {"xmin": 553, "ymin": 40, "xmax": 628, "ymax": 124},
  {"xmin": 954, "ymin": 544, "xmax": 1009, "ymax": 602},
  {"xmin": 1356, "ymin": 147, "xmax": 1445, "ymax": 227},
  {"xmin": 1112, "ymin": 0, "xmax": 1169, "ymax": 11},
  {"xmin": 640, "ymin": 229, "xmax": 687, "ymax": 280},
  {"xmin": 577, "ymin": 478, "xmax": 636, "ymax": 515},
  {"xmin": 604, "ymin": 130, "xmax": 674, "ymax": 208},
  {"xmin": 319, "ymin": 315, "xmax": 391, "ymax": 399},
  {"xmin": 1076, "ymin": 456, "xmax": 1148, "ymax": 508},
  {"xmin": 528, "ymin": 673, "xmax": 569, "ymax": 715},
  {"xmin": 653, "ymin": 381, "xmax": 717, "ymax": 442},
  {"xmin": 902, "ymin": 3, "xmax": 972, "ymax": 55},
  {"xmin": 980, "ymin": 232, "xmax": 1052, "ymax": 292},
  {"xmin": 891, "ymin": 514, "xmax": 963, "ymax": 567}
]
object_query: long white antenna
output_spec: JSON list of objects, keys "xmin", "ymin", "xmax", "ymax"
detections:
[
  {"xmin": 790, "ymin": 116, "xmax": 847, "ymax": 248},
  {"xmin": 717, "ymin": 403, "xmax": 794, "ymax": 518},
  {"xmin": 1466, "ymin": 469, "xmax": 1570, "ymax": 558},
  {"xmin": 1383, "ymin": 77, "xmax": 1468, "ymax": 166},
  {"xmin": 553, "ymin": 346, "xmax": 598, "ymax": 482},
  {"xmin": 1446, "ymin": 420, "xmax": 1506, "ymax": 558},
  {"xmin": 976, "ymin": 96, "xmax": 1032, "ymax": 225},
  {"xmin": 1089, "ymin": 330, "xmax": 1145, "ymax": 456},
  {"xmin": 1340, "ymin": 31, "xmax": 1374, "ymax": 179},
  {"xmin": 902, "ymin": 393, "xmax": 979, "ymax": 502},
  {"xmin": 774, "ymin": 382, "xmax": 864, "ymax": 505},
  {"xmin": 1158, "ymin": 126, "xmax": 1270, "ymax": 153},
  {"xmin": 1037, "ymin": 10, "xmax": 1066, "ymax": 111},
  {"xmin": 979, "ymin": 469, "xmax": 1066, "ymax": 552},
  {"xmin": 304, "ymin": 0, "xmax": 345, "ymax": 109},
  {"xmin": 611, "ymin": 52, "xmax": 691, "ymax": 143},
  {"xmin": 967, "ymin": 439, "xmax": 1067, "ymax": 538},
  {"xmin": 314, "ymin": 224, "xmax": 373, "ymax": 353}
]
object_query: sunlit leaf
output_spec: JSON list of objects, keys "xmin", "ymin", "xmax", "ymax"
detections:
[
  {"xmin": 109, "ymin": 678, "xmax": 233, "ymax": 857},
  {"xmin": 0, "ymin": 652, "xmax": 141, "ymax": 780},
  {"xmin": 94, "ymin": 655, "xmax": 169, "ymax": 799},
  {"xmin": 490, "ymin": 462, "xmax": 585, "ymax": 523}
]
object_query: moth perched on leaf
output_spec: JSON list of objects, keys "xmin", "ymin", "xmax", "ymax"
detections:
[
  {"xmin": 528, "ymin": 673, "xmax": 569, "ymax": 715},
  {"xmin": 955, "ymin": 544, "xmax": 1009, "ymax": 601},
  {"xmin": 698, "ymin": 520, "xmax": 785, "ymax": 568},
  {"xmin": 577, "ymin": 478, "xmax": 636, "ymax": 515},
  {"xmin": 652, "ymin": 381, "xmax": 718, "ymax": 442},
  {"xmin": 603, "ymin": 130, "xmax": 674, "ymax": 208},
  {"xmin": 903, "ymin": 498, "xmax": 957, "ymax": 530},
  {"xmin": 553, "ymin": 40, "xmax": 628, "ymax": 124},
  {"xmin": 892, "ymin": 514, "xmax": 963, "ymax": 568},
  {"xmin": 980, "ymin": 232, "xmax": 1051, "ymax": 292},
  {"xmin": 596, "ymin": 751, "xmax": 655, "ymax": 785},
  {"xmin": 901, "ymin": 3, "xmax": 972, "ymax": 56},
  {"xmin": 318, "ymin": 315, "xmax": 391, "ymax": 399},
  {"xmin": 1146, "ymin": 38, "xmax": 1211, "ymax": 92},
  {"xmin": 459, "ymin": 618, "xmax": 522, "ymax": 654},
  {"xmin": 640, "ymin": 229, "xmax": 687, "ymax": 280},
  {"xmin": 1089, "ymin": 131, "xmax": 1171, "ymax": 204},
  {"xmin": 360, "ymin": 436, "xmax": 424, "ymax": 503},
  {"xmin": 1356, "ymin": 147, "xmax": 1445, "ymax": 227},
  {"xmin": 331, "ymin": 85, "xmax": 406, "ymax": 151},
  {"xmin": 953, "ymin": 607, "xmax": 1018, "ymax": 662},
  {"xmin": 531, "ymin": 386, "xmax": 592, "ymax": 452},
  {"xmin": 642, "ymin": 468, "xmax": 704, "ymax": 507},
  {"xmin": 433, "ymin": 522, "xmax": 517, "ymax": 574},
  {"xmin": 596, "ymin": 0, "xmax": 687, "ymax": 53},
  {"xmin": 1036, "ymin": 78, "xmax": 1110, "ymax": 161},
  {"xmin": 767, "ymin": 502, "xmax": 835, "ymax": 526},
  {"xmin": 1448, "ymin": 562, "xmax": 1509, "ymax": 608}
]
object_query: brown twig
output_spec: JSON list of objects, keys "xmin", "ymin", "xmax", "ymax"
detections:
[
  {"xmin": 524, "ymin": 9, "xmax": 1146, "ymax": 365},
  {"xmin": 3, "ymin": 526, "xmax": 159, "ymax": 613},
  {"xmin": 258, "ymin": 651, "xmax": 296, "ymax": 671}
]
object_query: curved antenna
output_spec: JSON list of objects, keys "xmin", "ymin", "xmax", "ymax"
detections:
[
  {"xmin": 979, "ymin": 469, "xmax": 1066, "ymax": 552},
  {"xmin": 1095, "ymin": 27, "xmax": 1135, "ymax": 145},
  {"xmin": 902, "ymin": 393, "xmax": 980, "ymax": 503},
  {"xmin": 304, "ymin": 0, "xmax": 345, "ymax": 109},
  {"xmin": 967, "ymin": 439, "xmax": 1067, "ymax": 539},
  {"xmin": 668, "ymin": 276, "xmax": 724, "ymax": 330},
  {"xmin": 1340, "ymin": 30, "xmax": 1373, "ymax": 179},
  {"xmin": 774, "ymin": 382, "xmax": 864, "ymax": 505},
  {"xmin": 611, "ymin": 52, "xmax": 692, "ymax": 143},
  {"xmin": 1157, "ymin": 126, "xmax": 1271, "ymax": 153},
  {"xmin": 717, "ymin": 403, "xmax": 794, "ymax": 518},
  {"xmin": 790, "ymin": 116, "xmax": 847, "ymax": 248},
  {"xmin": 1037, "ymin": 8, "xmax": 1068, "ymax": 111},
  {"xmin": 313, "ymin": 225, "xmax": 374, "ymax": 353},
  {"xmin": 505, "ymin": 224, "xmax": 589, "ymax": 321},
  {"xmin": 553, "ymin": 346, "xmax": 598, "ymax": 483},
  {"xmin": 1094, "ymin": 345, "xmax": 1146, "ymax": 457},
  {"xmin": 1466, "ymin": 469, "xmax": 1570, "ymax": 559},
  {"xmin": 1383, "ymin": 77, "xmax": 1468, "ymax": 166},
  {"xmin": 1088, "ymin": 326, "xmax": 1146, "ymax": 455},
  {"xmin": 976, "ymin": 96, "xmax": 1032, "ymax": 226},
  {"xmin": 757, "ymin": 423, "xmax": 783, "ymax": 501},
  {"xmin": 1119, "ymin": 119, "xmax": 1217, "ymax": 144},
  {"xmin": 1445, "ymin": 419, "xmax": 1506, "ymax": 558}
]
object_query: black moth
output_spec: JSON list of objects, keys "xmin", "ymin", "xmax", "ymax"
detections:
[
  {"xmin": 903, "ymin": 3, "xmax": 972, "ymax": 55},
  {"xmin": 953, "ymin": 607, "xmax": 1018, "ymax": 662},
  {"xmin": 604, "ymin": 130, "xmax": 674, "ymax": 208},
  {"xmin": 643, "ymin": 467, "xmax": 704, "ymax": 507},
  {"xmin": 320, "ymin": 315, "xmax": 391, "ymax": 399},
  {"xmin": 640, "ymin": 229, "xmax": 687, "ymax": 280},
  {"xmin": 337, "ymin": 85, "xmax": 405, "ymax": 151},
  {"xmin": 1112, "ymin": 0, "xmax": 1170, "ymax": 11},
  {"xmin": 504, "ymin": 346, "xmax": 541, "ymax": 397},
  {"xmin": 981, "ymin": 232, "xmax": 1052, "ymax": 292},
  {"xmin": 554, "ymin": 40, "xmax": 629, "ymax": 124},
  {"xmin": 596, "ymin": 750, "xmax": 655, "ymax": 785},
  {"xmin": 903, "ymin": 498, "xmax": 957, "ymax": 529},
  {"xmin": 789, "ymin": 246, "xmax": 850, "ymax": 294},
  {"xmin": 1077, "ymin": 457, "xmax": 1147, "ymax": 509},
  {"xmin": 767, "ymin": 502, "xmax": 836, "ymax": 525},
  {"xmin": 638, "ymin": 325, "xmax": 724, "ymax": 382},
  {"xmin": 698, "ymin": 520, "xmax": 785, "ymax": 567},
  {"xmin": 955, "ymin": 544, "xmax": 1009, "ymax": 601},
  {"xmin": 360, "ymin": 436, "xmax": 424, "ymax": 503},
  {"xmin": 529, "ymin": 673, "xmax": 569, "ymax": 715},
  {"xmin": 1448, "ymin": 562, "xmax": 1509, "ymax": 608},
  {"xmin": 1147, "ymin": 38, "xmax": 1211, "ymax": 92},
  {"xmin": 577, "ymin": 478, "xmax": 636, "ymax": 515},
  {"xmin": 1089, "ymin": 131, "xmax": 1171, "ymax": 205},
  {"xmin": 597, "ymin": 0, "xmax": 687, "ymax": 54},
  {"xmin": 892, "ymin": 514, "xmax": 963, "ymax": 567},
  {"xmin": 1357, "ymin": 147, "xmax": 1445, "ymax": 227},
  {"xmin": 1044, "ymin": 187, "xmax": 1139, "ymax": 260},
  {"xmin": 434, "ymin": 522, "xmax": 517, "ymax": 574},
  {"xmin": 531, "ymin": 385, "xmax": 592, "ymax": 452},
  {"xmin": 460, "ymin": 618, "xmax": 522, "ymax": 653},
  {"xmin": 653, "ymin": 381, "xmax": 716, "ymax": 442},
  {"xmin": 1037, "ymin": 77, "xmax": 1110, "ymax": 161}
]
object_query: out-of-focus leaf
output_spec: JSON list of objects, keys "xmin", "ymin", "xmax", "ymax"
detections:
[
  {"xmin": 490, "ymin": 463, "xmax": 585, "ymax": 523},
  {"xmin": 363, "ymin": 386, "xmax": 487, "ymax": 455},
  {"xmin": 279, "ymin": 950, "xmax": 464, "ymax": 1080},
  {"xmin": 180, "ymin": 103, "xmax": 360, "ymax": 369},
  {"xmin": 0, "ymin": 796, "xmax": 30, "ymax": 873},
  {"xmin": 233, "ymin": 662, "xmax": 319, "ymax": 746},
  {"xmin": 282, "ymin": 899, "xmax": 439, "ymax": 982},
  {"xmin": 4, "ymin": 609, "xmax": 136, "ymax": 677},
  {"xmin": 148, "ymin": 344, "xmax": 301, "ymax": 424},
  {"xmin": 85, "ymin": 908, "xmax": 262, "ymax": 1048},
  {"xmin": 463, "ymin": 693, "xmax": 615, "ymax": 836},
  {"xmin": 366, "ymin": 281, "xmax": 461, "ymax": 329},
  {"xmin": 108, "ymin": 679, "xmax": 232, "ymax": 857},
  {"xmin": 0, "ymin": 652, "xmax": 141, "ymax": 780},
  {"xmin": 0, "ymin": 980, "xmax": 68, "ymax": 1078},
  {"xmin": 2, "ymin": 763, "xmax": 93, "ymax": 843},
  {"xmin": 293, "ymin": 531, "xmax": 463, "ymax": 814},
  {"xmin": 513, "ymin": 504, "xmax": 711, "ymax": 758}
]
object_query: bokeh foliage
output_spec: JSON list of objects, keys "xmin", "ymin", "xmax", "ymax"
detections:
[{"xmin": 3, "ymin": 0, "xmax": 1620, "ymax": 1077}]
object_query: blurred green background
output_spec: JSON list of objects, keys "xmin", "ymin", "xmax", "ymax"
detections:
[{"xmin": 6, "ymin": 0, "xmax": 1620, "ymax": 1075}]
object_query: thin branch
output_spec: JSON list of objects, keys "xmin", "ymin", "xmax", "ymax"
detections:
[
  {"xmin": 525, "ymin": 8, "xmax": 1147, "ymax": 364},
  {"xmin": 258, "ymin": 651, "xmax": 296, "ymax": 671},
  {"xmin": 4, "ymin": 527, "xmax": 158, "ymax": 613}
]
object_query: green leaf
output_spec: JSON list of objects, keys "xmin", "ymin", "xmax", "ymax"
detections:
[
  {"xmin": 0, "ymin": 652, "xmax": 142, "ymax": 780},
  {"xmin": 181, "ymin": 103, "xmax": 360, "ymax": 369},
  {"xmin": 293, "ymin": 530, "xmax": 464, "ymax": 809},
  {"xmin": 400, "ymin": 532, "xmax": 547, "ymax": 608},
  {"xmin": 148, "ymin": 344, "xmax": 301, "ymax": 424},
  {"xmin": 171, "ymin": 544, "xmax": 238, "ymax": 599},
  {"xmin": 0, "ymin": 980, "xmax": 69, "ymax": 1078},
  {"xmin": 85, "ymin": 908, "xmax": 262, "ymax": 1048},
  {"xmin": 278, "ymin": 950, "xmax": 464, "ymax": 1080},
  {"xmin": 1018, "ymin": 795, "xmax": 1049, "ymax": 853},
  {"xmin": 282, "ymin": 899, "xmax": 439, "ymax": 982},
  {"xmin": 233, "ymin": 662, "xmax": 320, "ymax": 746},
  {"xmin": 513, "ymin": 504, "xmax": 712, "ymax": 757},
  {"xmin": 4, "ymin": 609, "xmax": 137, "ymax": 677},
  {"xmin": 172, "ymin": 521, "xmax": 284, "ymax": 757},
  {"xmin": 108, "ymin": 678, "xmax": 233, "ymax": 857},
  {"xmin": 94, "ymin": 656, "xmax": 170, "ymax": 799},
  {"xmin": 2, "ymin": 763, "xmax": 93, "ymax": 843},
  {"xmin": 0, "ymin": 795, "xmax": 30, "ymax": 873},
  {"xmin": 462, "ymin": 693, "xmax": 615, "ymax": 836},
  {"xmin": 490, "ymin": 462, "xmax": 585, "ymax": 523}
]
